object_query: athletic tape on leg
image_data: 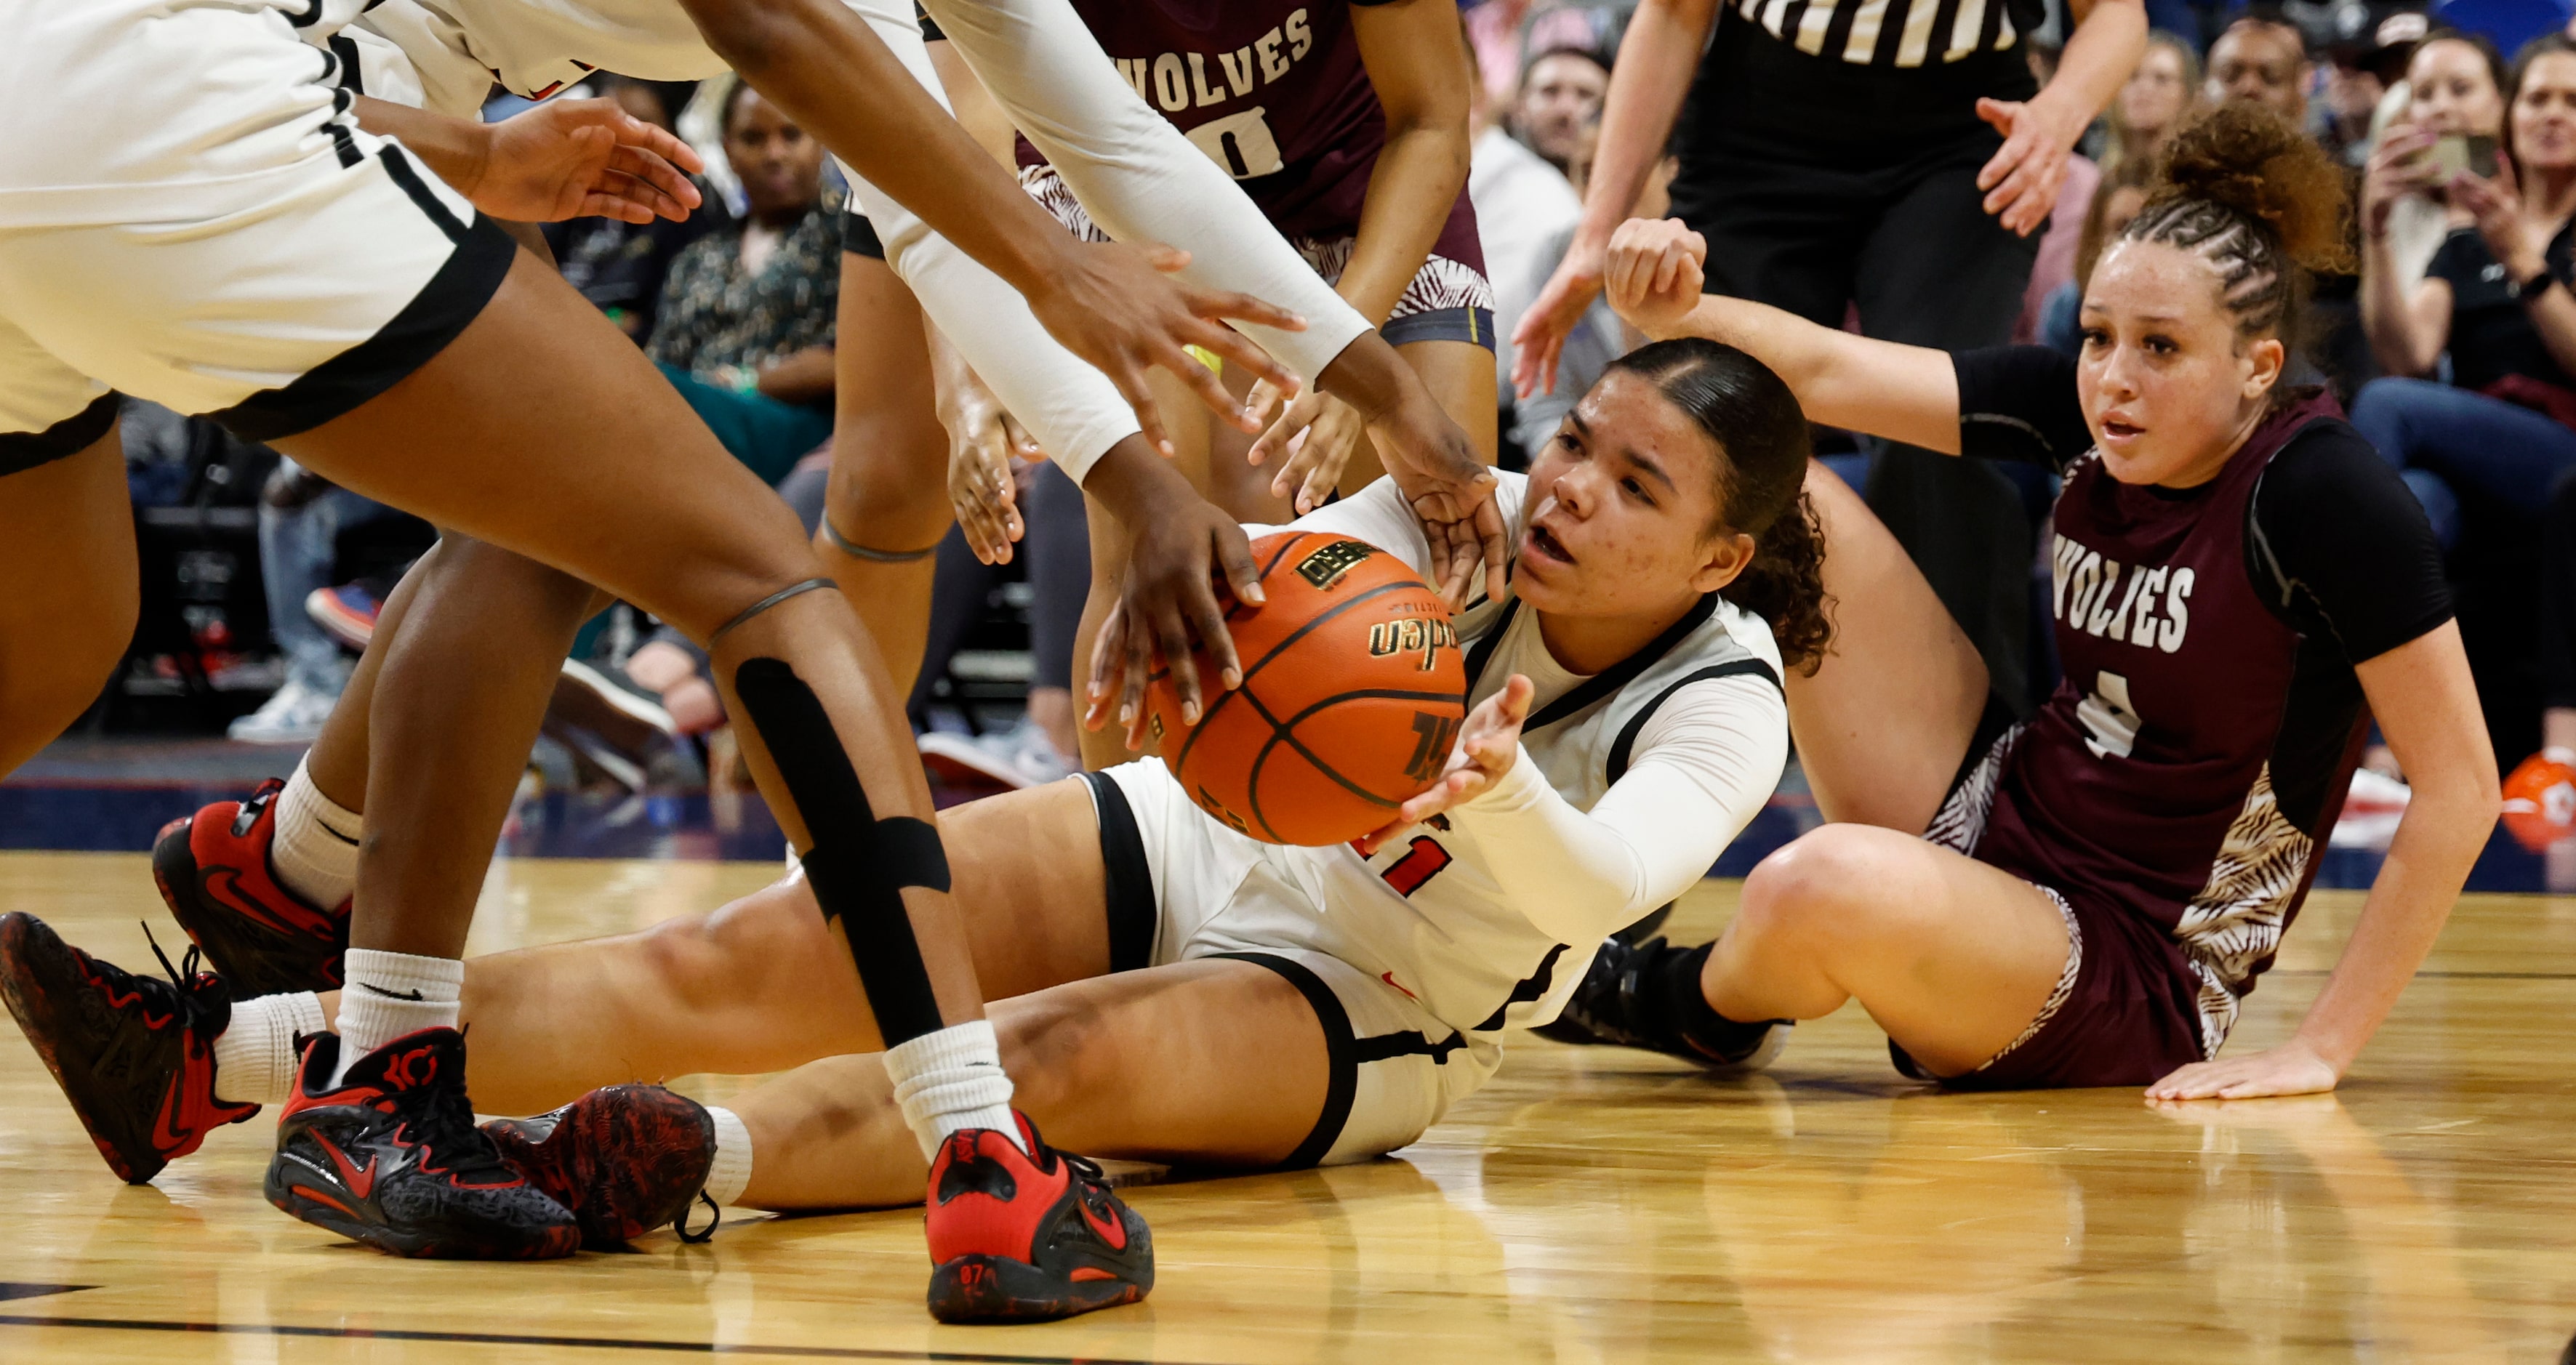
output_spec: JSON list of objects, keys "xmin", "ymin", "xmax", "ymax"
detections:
[{"xmin": 730, "ymin": 657, "xmax": 950, "ymax": 1044}]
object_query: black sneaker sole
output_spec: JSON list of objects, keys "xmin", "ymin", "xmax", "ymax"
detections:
[
  {"xmin": 486, "ymin": 1086, "xmax": 715, "ymax": 1249},
  {"xmin": 928, "ymin": 1254, "xmax": 1150, "ymax": 1324}
]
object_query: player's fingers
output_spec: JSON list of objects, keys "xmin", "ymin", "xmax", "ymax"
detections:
[
  {"xmin": 1177, "ymin": 323, "xmax": 1300, "ymax": 410},
  {"xmin": 1477, "ymin": 500, "xmax": 1510, "ymax": 603},
  {"xmin": 1160, "ymin": 342, "xmax": 1262, "ymax": 432},
  {"xmin": 606, "ymin": 146, "xmax": 697, "ymax": 210},
  {"xmin": 1154, "ymin": 604, "xmax": 1203, "ymax": 725},
  {"xmin": 1116, "ymin": 607, "xmax": 1157, "ymax": 739},
  {"xmin": 1110, "ymin": 363, "xmax": 1176, "ymax": 459},
  {"xmin": 1086, "ymin": 605, "xmax": 1128, "ymax": 731},
  {"xmin": 1177, "ymin": 282, "xmax": 1308, "ymax": 337},
  {"xmin": 1216, "ymin": 520, "xmax": 1266, "ymax": 607}
]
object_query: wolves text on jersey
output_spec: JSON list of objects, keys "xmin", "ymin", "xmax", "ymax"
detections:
[
  {"xmin": 1107, "ymin": 10, "xmax": 1317, "ymax": 117},
  {"xmin": 2050, "ymin": 532, "xmax": 2194, "ymax": 653}
]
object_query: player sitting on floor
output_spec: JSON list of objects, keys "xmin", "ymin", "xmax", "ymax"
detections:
[
  {"xmin": 6, "ymin": 337, "xmax": 1817, "ymax": 1225},
  {"xmin": 1544, "ymin": 102, "xmax": 2499, "ymax": 1100}
]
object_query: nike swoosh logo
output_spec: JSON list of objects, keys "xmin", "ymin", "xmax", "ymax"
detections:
[
  {"xmin": 1078, "ymin": 1196, "xmax": 1128, "ymax": 1251},
  {"xmin": 356, "ymin": 983, "xmax": 425, "ymax": 1001},
  {"xmin": 316, "ymin": 1134, "xmax": 381, "ymax": 1200},
  {"xmin": 1381, "ymin": 972, "xmax": 1419, "ymax": 1002}
]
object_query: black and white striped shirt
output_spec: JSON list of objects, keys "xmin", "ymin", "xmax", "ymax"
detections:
[{"xmin": 1731, "ymin": 0, "xmax": 2035, "ymax": 68}]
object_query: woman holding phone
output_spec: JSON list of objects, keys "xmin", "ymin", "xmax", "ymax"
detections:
[{"xmin": 2355, "ymin": 32, "xmax": 2576, "ymax": 552}]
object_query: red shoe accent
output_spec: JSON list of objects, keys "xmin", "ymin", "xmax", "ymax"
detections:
[
  {"xmin": 187, "ymin": 788, "xmax": 343, "ymax": 941},
  {"xmin": 922, "ymin": 1112, "xmax": 1152, "ymax": 1322},
  {"xmin": 153, "ymin": 781, "xmax": 350, "ymax": 998}
]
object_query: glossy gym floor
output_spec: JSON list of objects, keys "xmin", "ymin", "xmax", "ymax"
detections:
[{"xmin": 5, "ymin": 835, "xmax": 2575, "ymax": 1362}]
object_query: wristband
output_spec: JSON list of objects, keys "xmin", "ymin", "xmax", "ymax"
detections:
[{"xmin": 2513, "ymin": 270, "xmax": 2561, "ymax": 305}]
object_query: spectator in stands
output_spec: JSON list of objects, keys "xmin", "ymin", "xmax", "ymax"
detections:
[
  {"xmin": 2356, "ymin": 31, "xmax": 2564, "ymax": 554},
  {"xmin": 2102, "ymin": 30, "xmax": 2198, "ymax": 174},
  {"xmin": 646, "ymin": 79, "xmax": 839, "ymax": 488},
  {"xmin": 1513, "ymin": 44, "xmax": 1610, "ymax": 186},
  {"xmin": 228, "ymin": 462, "xmax": 398, "ymax": 743},
  {"xmin": 1466, "ymin": 0, "xmax": 1626, "ymax": 113},
  {"xmin": 1472, "ymin": 40, "xmax": 1595, "ymax": 453},
  {"xmin": 2206, "ymin": 16, "xmax": 2310, "ymax": 124}
]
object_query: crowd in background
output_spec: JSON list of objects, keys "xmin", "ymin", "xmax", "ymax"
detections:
[{"xmin": 124, "ymin": 0, "xmax": 2576, "ymax": 846}]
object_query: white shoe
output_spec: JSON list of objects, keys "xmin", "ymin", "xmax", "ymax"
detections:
[
  {"xmin": 917, "ymin": 719, "xmax": 1075, "ymax": 791},
  {"xmin": 227, "ymin": 678, "xmax": 337, "ymax": 744}
]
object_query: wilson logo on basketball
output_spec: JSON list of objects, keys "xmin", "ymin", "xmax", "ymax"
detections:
[
  {"xmin": 1294, "ymin": 539, "xmax": 1375, "ymax": 590},
  {"xmin": 1367, "ymin": 618, "xmax": 1458, "ymax": 671},
  {"xmin": 1404, "ymin": 711, "xmax": 1461, "ymax": 784}
]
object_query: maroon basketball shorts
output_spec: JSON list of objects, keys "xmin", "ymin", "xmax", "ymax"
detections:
[{"xmin": 1903, "ymin": 722, "xmax": 2210, "ymax": 1090}]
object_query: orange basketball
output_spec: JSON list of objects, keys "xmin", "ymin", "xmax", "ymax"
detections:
[{"xmin": 1145, "ymin": 531, "xmax": 1468, "ymax": 846}]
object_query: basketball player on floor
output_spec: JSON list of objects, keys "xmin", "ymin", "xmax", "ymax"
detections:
[
  {"xmin": 0, "ymin": 0, "xmax": 1477, "ymax": 1318},
  {"xmin": 11, "ymin": 339, "xmax": 1818, "ymax": 1231},
  {"xmin": 1549, "ymin": 105, "xmax": 2497, "ymax": 1098},
  {"xmin": 819, "ymin": 0, "xmax": 1500, "ymax": 776}
]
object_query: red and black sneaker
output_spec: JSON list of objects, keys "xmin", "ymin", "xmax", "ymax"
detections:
[
  {"xmin": 0, "ymin": 911, "xmax": 259, "ymax": 1184},
  {"xmin": 481, "ymin": 1084, "xmax": 715, "ymax": 1249},
  {"xmin": 151, "ymin": 780, "xmax": 349, "ymax": 999},
  {"xmin": 265, "ymin": 1028, "xmax": 579, "ymax": 1260},
  {"xmin": 924, "ymin": 1112, "xmax": 1153, "ymax": 1324}
]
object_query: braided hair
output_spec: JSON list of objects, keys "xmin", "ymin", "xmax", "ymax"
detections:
[{"xmin": 2113, "ymin": 102, "xmax": 2352, "ymax": 398}]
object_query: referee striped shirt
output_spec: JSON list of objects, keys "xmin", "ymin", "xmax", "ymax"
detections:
[{"xmin": 1732, "ymin": 0, "xmax": 2029, "ymax": 68}]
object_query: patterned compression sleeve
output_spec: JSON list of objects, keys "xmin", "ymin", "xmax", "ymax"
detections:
[
  {"xmin": 832, "ymin": 0, "xmax": 1141, "ymax": 483},
  {"xmin": 1445, "ymin": 675, "xmax": 1789, "ymax": 946},
  {"xmin": 915, "ymin": 0, "xmax": 1376, "ymax": 383}
]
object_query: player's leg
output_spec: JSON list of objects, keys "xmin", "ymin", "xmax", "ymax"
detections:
[
  {"xmin": 728, "ymin": 957, "xmax": 1329, "ymax": 1209},
  {"xmin": 1782, "ymin": 459, "xmax": 1994, "ymax": 833},
  {"xmin": 0, "ymin": 419, "xmax": 137, "ymax": 778},
  {"xmin": 814, "ymin": 225, "xmax": 951, "ymax": 697},
  {"xmin": 1700, "ymin": 825, "xmax": 2072, "ymax": 1077}
]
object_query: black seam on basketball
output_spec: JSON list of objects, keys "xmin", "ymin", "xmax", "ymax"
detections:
[
  {"xmin": 1256, "ymin": 536, "xmax": 1305, "ymax": 581},
  {"xmin": 1173, "ymin": 581, "xmax": 1416, "ymax": 778},
  {"xmin": 1234, "ymin": 685, "xmax": 1403, "ymax": 843}
]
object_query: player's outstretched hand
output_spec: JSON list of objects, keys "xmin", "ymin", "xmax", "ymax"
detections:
[
  {"xmin": 1973, "ymin": 94, "xmax": 2085, "ymax": 238},
  {"xmin": 2142, "ymin": 1036, "xmax": 2341, "ymax": 1101},
  {"xmin": 478, "ymin": 99, "xmax": 705, "ymax": 224},
  {"xmin": 1513, "ymin": 237, "xmax": 1608, "ymax": 398},
  {"xmin": 939, "ymin": 363, "xmax": 1041, "ymax": 565},
  {"xmin": 1083, "ymin": 500, "xmax": 1267, "ymax": 752},
  {"xmin": 1245, "ymin": 386, "xmax": 1371, "ymax": 516},
  {"xmin": 1030, "ymin": 241, "xmax": 1309, "ymax": 461},
  {"xmin": 1604, "ymin": 219, "xmax": 1708, "ymax": 337},
  {"xmin": 1356, "ymin": 675, "xmax": 1533, "ymax": 855}
]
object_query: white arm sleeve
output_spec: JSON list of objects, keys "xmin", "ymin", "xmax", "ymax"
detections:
[
  {"xmin": 831, "ymin": 0, "xmax": 1140, "ymax": 483},
  {"xmin": 917, "ymin": 0, "xmax": 1374, "ymax": 382},
  {"xmin": 1445, "ymin": 674, "xmax": 1789, "ymax": 946}
]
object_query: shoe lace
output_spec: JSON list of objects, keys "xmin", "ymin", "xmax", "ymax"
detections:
[
  {"xmin": 137, "ymin": 922, "xmax": 225, "ymax": 1028},
  {"xmin": 675, "ymin": 1192, "xmax": 722, "ymax": 1244},
  {"xmin": 380, "ymin": 1045, "xmax": 516, "ymax": 1181}
]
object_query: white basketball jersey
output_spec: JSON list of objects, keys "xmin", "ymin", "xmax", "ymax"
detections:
[{"xmin": 1256, "ymin": 475, "xmax": 1786, "ymax": 1044}]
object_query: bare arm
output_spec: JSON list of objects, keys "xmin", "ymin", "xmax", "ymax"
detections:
[
  {"xmin": 2146, "ymin": 621, "xmax": 2497, "ymax": 1100},
  {"xmin": 1343, "ymin": 0, "xmax": 1474, "ymax": 326},
  {"xmin": 1509, "ymin": 0, "xmax": 1719, "ymax": 396},
  {"xmin": 2357, "ymin": 130, "xmax": 2452, "ymax": 378},
  {"xmin": 1605, "ymin": 217, "xmax": 1962, "ymax": 451},
  {"xmin": 354, "ymin": 95, "xmax": 702, "ymax": 224}
]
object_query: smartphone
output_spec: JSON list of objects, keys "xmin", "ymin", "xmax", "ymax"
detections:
[{"xmin": 2430, "ymin": 133, "xmax": 2500, "ymax": 180}]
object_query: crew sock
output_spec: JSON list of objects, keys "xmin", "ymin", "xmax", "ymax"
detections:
[
  {"xmin": 1654, "ymin": 941, "xmax": 1778, "ymax": 1060},
  {"xmin": 702, "ymin": 1106, "xmax": 753, "ymax": 1207},
  {"xmin": 209, "ymin": 991, "xmax": 328, "ymax": 1106},
  {"xmin": 881, "ymin": 1020, "xmax": 1023, "ymax": 1159},
  {"xmin": 270, "ymin": 760, "xmax": 362, "ymax": 910},
  {"xmin": 331, "ymin": 949, "xmax": 463, "ymax": 1085}
]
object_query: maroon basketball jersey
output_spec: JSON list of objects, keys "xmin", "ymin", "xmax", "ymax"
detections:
[
  {"xmin": 1954, "ymin": 392, "xmax": 2370, "ymax": 1056},
  {"xmin": 1016, "ymin": 1, "xmax": 1484, "ymax": 270}
]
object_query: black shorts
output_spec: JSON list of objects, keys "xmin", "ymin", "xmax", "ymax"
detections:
[{"xmin": 840, "ymin": 209, "xmax": 887, "ymax": 262}]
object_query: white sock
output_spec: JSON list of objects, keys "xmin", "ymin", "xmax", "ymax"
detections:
[
  {"xmin": 270, "ymin": 760, "xmax": 362, "ymax": 910},
  {"xmin": 702, "ymin": 1106, "xmax": 753, "ymax": 1207},
  {"xmin": 880, "ymin": 1020, "xmax": 1022, "ymax": 1159},
  {"xmin": 331, "ymin": 949, "xmax": 463, "ymax": 1086},
  {"xmin": 209, "ymin": 991, "xmax": 328, "ymax": 1105}
]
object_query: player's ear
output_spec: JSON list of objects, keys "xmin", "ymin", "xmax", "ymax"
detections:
[
  {"xmin": 2243, "ymin": 334, "xmax": 2285, "ymax": 401},
  {"xmin": 1693, "ymin": 530, "xmax": 1757, "ymax": 595}
]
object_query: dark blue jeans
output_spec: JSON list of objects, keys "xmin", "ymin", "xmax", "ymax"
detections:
[{"xmin": 2348, "ymin": 376, "xmax": 2576, "ymax": 550}]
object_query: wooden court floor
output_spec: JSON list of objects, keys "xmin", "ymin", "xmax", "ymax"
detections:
[{"xmin": 5, "ymin": 850, "xmax": 2576, "ymax": 1363}]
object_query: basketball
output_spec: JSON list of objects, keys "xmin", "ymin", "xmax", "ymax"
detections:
[{"xmin": 1144, "ymin": 531, "xmax": 1467, "ymax": 847}]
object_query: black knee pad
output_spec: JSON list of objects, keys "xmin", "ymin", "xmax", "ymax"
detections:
[{"xmin": 729, "ymin": 656, "xmax": 950, "ymax": 1044}]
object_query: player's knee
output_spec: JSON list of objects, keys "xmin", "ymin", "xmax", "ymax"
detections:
[
  {"xmin": 1738, "ymin": 826, "xmax": 1900, "ymax": 947},
  {"xmin": 824, "ymin": 427, "xmax": 950, "ymax": 547},
  {"xmin": 635, "ymin": 881, "xmax": 825, "ymax": 1010}
]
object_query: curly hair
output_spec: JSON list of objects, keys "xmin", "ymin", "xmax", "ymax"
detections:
[
  {"xmin": 1605, "ymin": 339, "xmax": 1833, "ymax": 674},
  {"xmin": 2116, "ymin": 102, "xmax": 2352, "ymax": 382}
]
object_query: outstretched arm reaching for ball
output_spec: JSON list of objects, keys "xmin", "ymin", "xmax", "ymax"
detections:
[{"xmin": 356, "ymin": 97, "xmax": 704, "ymax": 224}]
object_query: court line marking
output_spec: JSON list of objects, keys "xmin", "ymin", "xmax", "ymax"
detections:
[{"xmin": 0, "ymin": 1315, "xmax": 1226, "ymax": 1363}]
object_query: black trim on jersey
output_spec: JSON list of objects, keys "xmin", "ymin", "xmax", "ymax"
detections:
[
  {"xmin": 1350, "ymin": 1030, "xmax": 1467, "ymax": 1063},
  {"xmin": 328, "ymin": 35, "xmax": 365, "ymax": 94},
  {"xmin": 1473, "ymin": 943, "xmax": 1570, "ymax": 1032},
  {"xmin": 207, "ymin": 209, "xmax": 515, "ymax": 443},
  {"xmin": 326, "ymin": 89, "xmax": 362, "ymax": 169},
  {"xmin": 380, "ymin": 145, "xmax": 468, "ymax": 244},
  {"xmin": 1080, "ymin": 772, "xmax": 1158, "ymax": 974},
  {"xmin": 1466, "ymin": 593, "xmax": 1723, "ymax": 733},
  {"xmin": 839, "ymin": 209, "xmax": 886, "ymax": 262},
  {"xmin": 1216, "ymin": 953, "xmax": 1356, "ymax": 1170},
  {"xmin": 284, "ymin": 0, "xmax": 325, "ymax": 29},
  {"xmin": 0, "ymin": 393, "xmax": 119, "ymax": 477},
  {"xmin": 1602, "ymin": 659, "xmax": 1785, "ymax": 784}
]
